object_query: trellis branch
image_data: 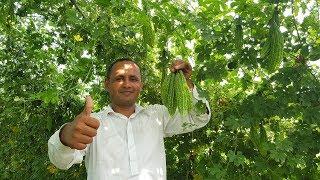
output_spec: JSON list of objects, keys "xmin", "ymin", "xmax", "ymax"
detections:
[{"xmin": 70, "ymin": 0, "xmax": 86, "ymax": 19}]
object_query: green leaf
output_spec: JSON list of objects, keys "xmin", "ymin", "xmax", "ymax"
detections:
[
  {"xmin": 46, "ymin": 118, "xmax": 52, "ymax": 131},
  {"xmin": 270, "ymin": 149, "xmax": 287, "ymax": 163},
  {"xmin": 32, "ymin": 89, "xmax": 60, "ymax": 105},
  {"xmin": 94, "ymin": 0, "xmax": 111, "ymax": 7},
  {"xmin": 309, "ymin": 46, "xmax": 320, "ymax": 61}
]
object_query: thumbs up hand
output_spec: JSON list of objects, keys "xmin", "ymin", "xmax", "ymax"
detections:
[
  {"xmin": 83, "ymin": 96, "xmax": 94, "ymax": 116},
  {"xmin": 60, "ymin": 96, "xmax": 100, "ymax": 150}
]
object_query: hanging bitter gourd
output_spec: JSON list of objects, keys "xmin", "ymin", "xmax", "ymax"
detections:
[
  {"xmin": 176, "ymin": 71, "xmax": 192, "ymax": 115},
  {"xmin": 234, "ymin": 17, "xmax": 243, "ymax": 52},
  {"xmin": 261, "ymin": 7, "xmax": 284, "ymax": 72},
  {"xmin": 168, "ymin": 72, "xmax": 177, "ymax": 116},
  {"xmin": 161, "ymin": 70, "xmax": 193, "ymax": 116}
]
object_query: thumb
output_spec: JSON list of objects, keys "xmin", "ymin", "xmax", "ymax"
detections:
[{"xmin": 83, "ymin": 96, "xmax": 93, "ymax": 116}]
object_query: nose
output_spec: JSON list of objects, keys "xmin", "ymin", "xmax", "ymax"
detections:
[{"xmin": 122, "ymin": 78, "xmax": 132, "ymax": 88}]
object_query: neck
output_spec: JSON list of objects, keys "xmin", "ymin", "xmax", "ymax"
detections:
[{"xmin": 111, "ymin": 103, "xmax": 136, "ymax": 118}]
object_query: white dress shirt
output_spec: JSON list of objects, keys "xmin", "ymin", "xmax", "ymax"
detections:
[{"xmin": 48, "ymin": 87, "xmax": 211, "ymax": 180}]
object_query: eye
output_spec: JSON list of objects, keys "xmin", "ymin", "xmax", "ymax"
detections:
[
  {"xmin": 130, "ymin": 77, "xmax": 138, "ymax": 82},
  {"xmin": 115, "ymin": 77, "xmax": 123, "ymax": 82}
]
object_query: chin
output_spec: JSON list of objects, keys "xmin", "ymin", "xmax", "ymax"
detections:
[{"xmin": 119, "ymin": 100, "xmax": 136, "ymax": 107}]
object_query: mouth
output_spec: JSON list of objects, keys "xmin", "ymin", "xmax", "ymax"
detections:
[{"xmin": 120, "ymin": 91, "xmax": 134, "ymax": 95}]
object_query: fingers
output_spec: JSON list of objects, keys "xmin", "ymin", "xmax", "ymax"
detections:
[
  {"xmin": 68, "ymin": 119, "xmax": 99, "ymax": 150},
  {"xmin": 170, "ymin": 60, "xmax": 192, "ymax": 78},
  {"xmin": 61, "ymin": 97, "xmax": 100, "ymax": 150},
  {"xmin": 84, "ymin": 117, "xmax": 100, "ymax": 130},
  {"xmin": 75, "ymin": 114, "xmax": 100, "ymax": 130},
  {"xmin": 80, "ymin": 124, "xmax": 98, "ymax": 137},
  {"xmin": 171, "ymin": 60, "xmax": 191, "ymax": 71},
  {"xmin": 83, "ymin": 96, "xmax": 93, "ymax": 116},
  {"xmin": 170, "ymin": 59, "xmax": 183, "ymax": 72},
  {"xmin": 74, "ymin": 133, "xmax": 94, "ymax": 144},
  {"xmin": 60, "ymin": 120, "xmax": 98, "ymax": 150},
  {"xmin": 73, "ymin": 143, "xmax": 87, "ymax": 150}
]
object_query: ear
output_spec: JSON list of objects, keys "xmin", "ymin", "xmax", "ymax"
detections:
[{"xmin": 104, "ymin": 79, "xmax": 109, "ymax": 92}]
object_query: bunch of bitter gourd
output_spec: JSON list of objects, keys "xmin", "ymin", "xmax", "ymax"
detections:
[{"xmin": 161, "ymin": 70, "xmax": 193, "ymax": 116}]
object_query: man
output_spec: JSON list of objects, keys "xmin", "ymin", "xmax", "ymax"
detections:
[{"xmin": 48, "ymin": 58, "xmax": 211, "ymax": 179}]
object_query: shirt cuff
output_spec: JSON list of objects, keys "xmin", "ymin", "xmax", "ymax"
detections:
[
  {"xmin": 192, "ymin": 86, "xmax": 206, "ymax": 103},
  {"xmin": 49, "ymin": 124, "xmax": 75, "ymax": 153},
  {"xmin": 191, "ymin": 86, "xmax": 211, "ymax": 116}
]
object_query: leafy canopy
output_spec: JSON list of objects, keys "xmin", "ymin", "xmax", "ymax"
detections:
[{"xmin": 0, "ymin": 0, "xmax": 319, "ymax": 179}]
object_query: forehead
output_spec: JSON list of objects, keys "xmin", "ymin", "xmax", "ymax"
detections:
[{"xmin": 110, "ymin": 61, "xmax": 141, "ymax": 77}]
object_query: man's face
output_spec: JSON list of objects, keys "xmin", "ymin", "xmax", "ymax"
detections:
[{"xmin": 105, "ymin": 61, "xmax": 143, "ymax": 107}]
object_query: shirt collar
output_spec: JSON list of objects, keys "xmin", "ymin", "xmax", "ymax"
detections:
[{"xmin": 103, "ymin": 104, "xmax": 145, "ymax": 116}]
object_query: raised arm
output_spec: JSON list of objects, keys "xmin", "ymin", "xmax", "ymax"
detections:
[
  {"xmin": 48, "ymin": 96, "xmax": 100, "ymax": 169},
  {"xmin": 162, "ymin": 60, "xmax": 211, "ymax": 137}
]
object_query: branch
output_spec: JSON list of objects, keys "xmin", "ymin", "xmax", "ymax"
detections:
[
  {"xmin": 316, "ymin": 0, "xmax": 320, "ymax": 26},
  {"xmin": 291, "ymin": 0, "xmax": 301, "ymax": 43},
  {"xmin": 70, "ymin": 0, "xmax": 86, "ymax": 19},
  {"xmin": 62, "ymin": 66, "xmax": 93, "ymax": 95}
]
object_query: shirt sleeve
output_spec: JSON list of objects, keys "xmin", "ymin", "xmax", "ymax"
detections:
[
  {"xmin": 162, "ymin": 86, "xmax": 211, "ymax": 137},
  {"xmin": 47, "ymin": 124, "xmax": 87, "ymax": 170}
]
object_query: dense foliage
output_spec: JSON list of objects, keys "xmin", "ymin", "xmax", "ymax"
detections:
[{"xmin": 1, "ymin": 0, "xmax": 319, "ymax": 179}]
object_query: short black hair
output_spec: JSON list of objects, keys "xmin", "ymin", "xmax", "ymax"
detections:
[{"xmin": 105, "ymin": 57, "xmax": 141, "ymax": 79}]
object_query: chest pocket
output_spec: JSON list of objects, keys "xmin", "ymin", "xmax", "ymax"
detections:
[{"xmin": 95, "ymin": 119, "xmax": 127, "ymax": 162}]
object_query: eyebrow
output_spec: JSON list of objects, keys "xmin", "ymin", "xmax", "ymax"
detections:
[{"xmin": 112, "ymin": 74, "xmax": 140, "ymax": 79}]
